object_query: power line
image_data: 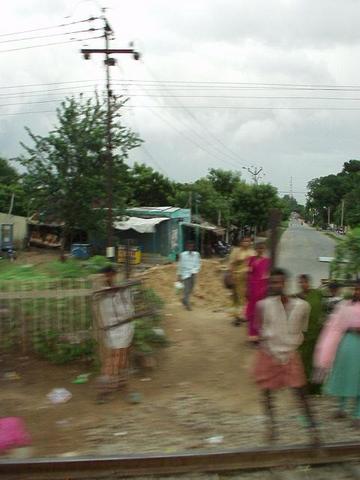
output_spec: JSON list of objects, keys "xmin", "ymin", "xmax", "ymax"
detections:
[
  {"xmin": 0, "ymin": 87, "xmax": 100, "ymax": 98},
  {"xmin": 0, "ymin": 35, "xmax": 103, "ymax": 54},
  {"xmin": 0, "ymin": 17, "xmax": 97, "ymax": 38},
  {"xmin": 123, "ymin": 104, "xmax": 360, "ymax": 111},
  {"xmin": 112, "ymin": 78, "xmax": 360, "ymax": 91},
  {"xmin": 0, "ymin": 27, "xmax": 102, "ymax": 45},
  {"xmin": 0, "ymin": 98, "xmax": 74, "ymax": 108},
  {"xmin": 141, "ymin": 62, "xmax": 249, "ymax": 167},
  {"xmin": 0, "ymin": 79, "xmax": 101, "ymax": 90},
  {"xmin": 115, "ymin": 92, "xmax": 360, "ymax": 101},
  {"xmin": 0, "ymin": 110, "xmax": 55, "ymax": 116}
]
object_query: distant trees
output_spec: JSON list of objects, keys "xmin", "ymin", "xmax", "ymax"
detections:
[
  {"xmin": 3, "ymin": 94, "xmax": 291, "ymax": 244},
  {"xmin": 306, "ymin": 159, "xmax": 360, "ymax": 227}
]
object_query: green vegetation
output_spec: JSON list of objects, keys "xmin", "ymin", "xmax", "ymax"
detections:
[
  {"xmin": 307, "ymin": 159, "xmax": 360, "ymax": 228},
  {"xmin": 34, "ymin": 331, "xmax": 96, "ymax": 365},
  {"xmin": 331, "ymin": 227, "xmax": 360, "ymax": 280},
  {"xmin": 0, "ymin": 95, "xmax": 304, "ymax": 243}
]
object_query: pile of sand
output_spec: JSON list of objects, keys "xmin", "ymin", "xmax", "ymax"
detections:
[{"xmin": 139, "ymin": 259, "xmax": 231, "ymax": 309}]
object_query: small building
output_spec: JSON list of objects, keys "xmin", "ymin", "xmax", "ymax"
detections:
[
  {"xmin": 0, "ymin": 213, "xmax": 28, "ymax": 249},
  {"xmin": 114, "ymin": 206, "xmax": 191, "ymax": 261}
]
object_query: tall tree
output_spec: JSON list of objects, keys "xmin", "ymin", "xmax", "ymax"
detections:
[
  {"xmin": 128, "ymin": 163, "xmax": 175, "ymax": 206},
  {"xmin": 18, "ymin": 95, "xmax": 141, "ymax": 240}
]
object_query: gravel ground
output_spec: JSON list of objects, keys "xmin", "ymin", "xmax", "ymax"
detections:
[{"xmin": 78, "ymin": 391, "xmax": 360, "ymax": 456}]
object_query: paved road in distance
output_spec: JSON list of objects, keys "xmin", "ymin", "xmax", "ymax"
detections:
[{"xmin": 278, "ymin": 220, "xmax": 336, "ymax": 292}]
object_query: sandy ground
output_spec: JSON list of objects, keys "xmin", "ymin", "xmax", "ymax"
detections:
[{"xmin": 0, "ymin": 257, "xmax": 359, "ymax": 458}]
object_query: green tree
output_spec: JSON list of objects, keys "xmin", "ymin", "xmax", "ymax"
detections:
[
  {"xmin": 128, "ymin": 163, "xmax": 175, "ymax": 206},
  {"xmin": 207, "ymin": 168, "xmax": 242, "ymax": 197},
  {"xmin": 0, "ymin": 157, "xmax": 27, "ymax": 216},
  {"xmin": 18, "ymin": 95, "xmax": 141, "ymax": 242}
]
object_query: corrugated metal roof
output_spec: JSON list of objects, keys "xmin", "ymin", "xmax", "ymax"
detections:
[
  {"xmin": 128, "ymin": 206, "xmax": 181, "ymax": 213},
  {"xmin": 114, "ymin": 216, "xmax": 169, "ymax": 233}
]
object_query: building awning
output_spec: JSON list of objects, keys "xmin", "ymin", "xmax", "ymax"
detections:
[
  {"xmin": 114, "ymin": 216, "xmax": 169, "ymax": 234},
  {"xmin": 181, "ymin": 222, "xmax": 225, "ymax": 235}
]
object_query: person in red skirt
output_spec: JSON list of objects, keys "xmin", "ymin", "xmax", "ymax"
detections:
[{"xmin": 253, "ymin": 268, "xmax": 320, "ymax": 444}]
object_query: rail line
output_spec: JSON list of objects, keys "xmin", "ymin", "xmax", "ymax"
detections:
[{"xmin": 0, "ymin": 441, "xmax": 359, "ymax": 479}]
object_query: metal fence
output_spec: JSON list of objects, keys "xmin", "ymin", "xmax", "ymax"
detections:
[{"xmin": 0, "ymin": 279, "xmax": 94, "ymax": 353}]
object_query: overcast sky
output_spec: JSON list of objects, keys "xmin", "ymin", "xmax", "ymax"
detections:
[{"xmin": 2, "ymin": 0, "xmax": 360, "ymax": 203}]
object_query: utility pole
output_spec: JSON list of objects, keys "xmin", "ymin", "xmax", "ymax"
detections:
[
  {"xmin": 290, "ymin": 176, "xmax": 293, "ymax": 199},
  {"xmin": 243, "ymin": 166, "xmax": 264, "ymax": 185},
  {"xmin": 341, "ymin": 199, "xmax": 345, "ymax": 228},
  {"xmin": 327, "ymin": 206, "xmax": 331, "ymax": 226},
  {"xmin": 81, "ymin": 12, "xmax": 140, "ymax": 259}
]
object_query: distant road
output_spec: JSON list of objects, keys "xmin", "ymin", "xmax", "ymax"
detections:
[{"xmin": 278, "ymin": 221, "xmax": 336, "ymax": 292}]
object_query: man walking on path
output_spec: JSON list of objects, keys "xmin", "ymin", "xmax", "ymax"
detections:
[
  {"xmin": 178, "ymin": 241, "xmax": 201, "ymax": 311},
  {"xmin": 253, "ymin": 268, "xmax": 319, "ymax": 444}
]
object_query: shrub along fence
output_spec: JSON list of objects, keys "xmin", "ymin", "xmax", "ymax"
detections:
[{"xmin": 0, "ymin": 279, "xmax": 93, "ymax": 354}]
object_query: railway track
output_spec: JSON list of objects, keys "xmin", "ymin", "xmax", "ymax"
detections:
[{"xmin": 0, "ymin": 441, "xmax": 359, "ymax": 479}]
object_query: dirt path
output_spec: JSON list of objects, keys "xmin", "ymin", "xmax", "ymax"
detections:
[{"xmin": 1, "ymin": 260, "xmax": 359, "ymax": 457}]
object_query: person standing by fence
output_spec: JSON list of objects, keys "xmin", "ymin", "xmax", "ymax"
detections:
[
  {"xmin": 178, "ymin": 241, "xmax": 201, "ymax": 311},
  {"xmin": 95, "ymin": 266, "xmax": 135, "ymax": 403}
]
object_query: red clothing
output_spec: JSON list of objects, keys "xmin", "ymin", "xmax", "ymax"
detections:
[
  {"xmin": 253, "ymin": 349, "xmax": 306, "ymax": 390},
  {"xmin": 246, "ymin": 255, "xmax": 270, "ymax": 337}
]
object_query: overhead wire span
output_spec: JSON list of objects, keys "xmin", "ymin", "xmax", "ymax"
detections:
[
  {"xmin": 0, "ymin": 17, "xmax": 98, "ymax": 38},
  {"xmin": 140, "ymin": 61, "xmax": 248, "ymax": 167},
  {"xmin": 0, "ymin": 35, "xmax": 103, "ymax": 54},
  {"xmin": 0, "ymin": 79, "xmax": 101, "ymax": 90},
  {"xmin": 123, "ymin": 104, "xmax": 360, "ymax": 111},
  {"xmin": 0, "ymin": 110, "xmax": 55, "ymax": 116},
  {"xmin": 0, "ymin": 27, "xmax": 103, "ymax": 45}
]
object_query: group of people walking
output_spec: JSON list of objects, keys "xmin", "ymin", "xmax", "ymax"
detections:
[
  {"xmin": 229, "ymin": 238, "xmax": 360, "ymax": 442},
  {"xmin": 178, "ymin": 236, "xmax": 360, "ymax": 443}
]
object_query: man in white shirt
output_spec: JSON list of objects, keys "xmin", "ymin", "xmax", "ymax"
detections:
[
  {"xmin": 178, "ymin": 241, "xmax": 201, "ymax": 311},
  {"xmin": 253, "ymin": 268, "xmax": 319, "ymax": 445}
]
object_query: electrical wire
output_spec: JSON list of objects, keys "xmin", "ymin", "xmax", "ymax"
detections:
[
  {"xmin": 0, "ymin": 79, "xmax": 101, "ymax": 90},
  {"xmin": 0, "ymin": 110, "xmax": 55, "ymax": 116},
  {"xmin": 0, "ymin": 17, "xmax": 97, "ymax": 38},
  {"xmin": 123, "ymin": 104, "xmax": 360, "ymax": 111},
  {"xmin": 0, "ymin": 35, "xmax": 103, "ymax": 54},
  {"xmin": 0, "ymin": 27, "xmax": 102, "ymax": 45},
  {"xmin": 141, "ymin": 62, "xmax": 249, "ymax": 167}
]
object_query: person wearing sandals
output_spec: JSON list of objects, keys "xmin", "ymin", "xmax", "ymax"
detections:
[
  {"xmin": 253, "ymin": 268, "xmax": 319, "ymax": 444},
  {"xmin": 228, "ymin": 235, "xmax": 255, "ymax": 326},
  {"xmin": 313, "ymin": 281, "xmax": 360, "ymax": 429}
]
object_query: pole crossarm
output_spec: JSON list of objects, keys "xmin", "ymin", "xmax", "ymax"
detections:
[{"xmin": 81, "ymin": 48, "xmax": 136, "ymax": 55}]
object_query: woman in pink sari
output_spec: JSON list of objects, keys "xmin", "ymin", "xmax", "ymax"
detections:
[{"xmin": 246, "ymin": 241, "xmax": 271, "ymax": 343}]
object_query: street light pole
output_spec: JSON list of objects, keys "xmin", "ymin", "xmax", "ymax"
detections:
[{"xmin": 81, "ymin": 14, "xmax": 140, "ymax": 260}]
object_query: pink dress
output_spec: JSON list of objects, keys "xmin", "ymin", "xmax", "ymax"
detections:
[
  {"xmin": 314, "ymin": 300, "xmax": 360, "ymax": 369},
  {"xmin": 246, "ymin": 255, "xmax": 271, "ymax": 338}
]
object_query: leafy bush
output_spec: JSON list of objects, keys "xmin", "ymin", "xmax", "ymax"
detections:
[
  {"xmin": 133, "ymin": 288, "xmax": 167, "ymax": 354},
  {"xmin": 34, "ymin": 330, "xmax": 96, "ymax": 364},
  {"xmin": 331, "ymin": 227, "xmax": 360, "ymax": 280}
]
